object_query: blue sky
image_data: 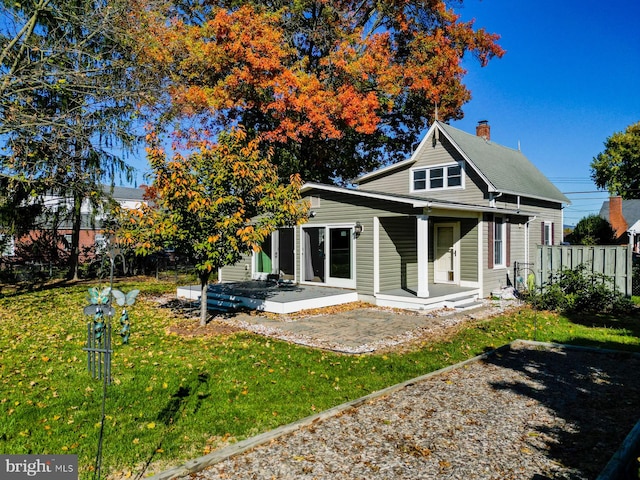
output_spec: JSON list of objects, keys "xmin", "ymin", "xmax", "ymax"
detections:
[{"xmin": 452, "ymin": 0, "xmax": 640, "ymax": 226}]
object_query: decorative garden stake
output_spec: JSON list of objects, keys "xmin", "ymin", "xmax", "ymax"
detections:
[
  {"xmin": 82, "ymin": 235, "xmax": 131, "ymax": 480},
  {"xmin": 94, "ymin": 308, "xmax": 105, "ymax": 341},
  {"xmin": 118, "ymin": 310, "xmax": 130, "ymax": 344},
  {"xmin": 111, "ymin": 289, "xmax": 139, "ymax": 344},
  {"xmin": 83, "ymin": 288, "xmax": 114, "ymax": 384}
]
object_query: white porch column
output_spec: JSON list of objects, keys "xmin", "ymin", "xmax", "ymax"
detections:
[
  {"xmin": 373, "ymin": 216, "xmax": 380, "ymax": 294},
  {"xmin": 417, "ymin": 214, "xmax": 430, "ymax": 298}
]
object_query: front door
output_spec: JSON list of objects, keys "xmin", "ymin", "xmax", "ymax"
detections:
[{"xmin": 434, "ymin": 222, "xmax": 460, "ymax": 284}]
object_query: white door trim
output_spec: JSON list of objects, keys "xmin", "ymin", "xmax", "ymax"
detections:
[{"xmin": 434, "ymin": 222, "xmax": 460, "ymax": 284}]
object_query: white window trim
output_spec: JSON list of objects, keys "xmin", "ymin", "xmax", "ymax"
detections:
[
  {"xmin": 300, "ymin": 223, "xmax": 357, "ymax": 289},
  {"xmin": 543, "ymin": 221, "xmax": 553, "ymax": 246},
  {"xmin": 493, "ymin": 217, "xmax": 506, "ymax": 269},
  {"xmin": 410, "ymin": 162, "xmax": 465, "ymax": 192}
]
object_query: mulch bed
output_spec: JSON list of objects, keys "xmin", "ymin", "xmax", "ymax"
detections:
[{"xmin": 165, "ymin": 318, "xmax": 243, "ymax": 338}]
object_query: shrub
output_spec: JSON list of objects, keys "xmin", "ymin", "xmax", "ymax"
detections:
[{"xmin": 528, "ymin": 264, "xmax": 634, "ymax": 314}]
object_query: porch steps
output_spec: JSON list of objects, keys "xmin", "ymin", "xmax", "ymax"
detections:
[
  {"xmin": 206, "ymin": 290, "xmax": 243, "ymax": 313},
  {"xmin": 453, "ymin": 300, "xmax": 484, "ymax": 311}
]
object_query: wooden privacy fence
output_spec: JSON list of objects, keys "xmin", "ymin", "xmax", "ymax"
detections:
[{"xmin": 536, "ymin": 245, "xmax": 633, "ymax": 297}]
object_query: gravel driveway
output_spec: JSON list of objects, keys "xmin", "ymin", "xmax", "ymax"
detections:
[{"xmin": 152, "ymin": 342, "xmax": 640, "ymax": 480}]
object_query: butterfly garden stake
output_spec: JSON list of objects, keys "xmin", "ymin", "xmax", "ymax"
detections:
[
  {"xmin": 83, "ymin": 286, "xmax": 114, "ymax": 382},
  {"xmin": 81, "ymin": 235, "xmax": 138, "ymax": 480},
  {"xmin": 111, "ymin": 289, "xmax": 139, "ymax": 344}
]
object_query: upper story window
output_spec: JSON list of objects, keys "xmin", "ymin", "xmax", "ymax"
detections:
[{"xmin": 412, "ymin": 163, "xmax": 463, "ymax": 192}]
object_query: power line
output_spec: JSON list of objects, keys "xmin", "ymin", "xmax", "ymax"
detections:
[{"xmin": 562, "ymin": 190, "xmax": 609, "ymax": 195}]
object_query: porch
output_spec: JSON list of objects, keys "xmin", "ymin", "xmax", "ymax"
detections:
[
  {"xmin": 177, "ymin": 281, "xmax": 359, "ymax": 314},
  {"xmin": 177, "ymin": 281, "xmax": 481, "ymax": 314},
  {"xmin": 375, "ymin": 284, "xmax": 481, "ymax": 311}
]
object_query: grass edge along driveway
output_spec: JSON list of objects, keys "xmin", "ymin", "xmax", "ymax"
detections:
[{"xmin": 1, "ymin": 280, "xmax": 638, "ymax": 479}]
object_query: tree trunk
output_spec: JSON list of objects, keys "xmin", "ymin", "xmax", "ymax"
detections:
[
  {"xmin": 67, "ymin": 190, "xmax": 83, "ymax": 281},
  {"xmin": 199, "ymin": 272, "xmax": 210, "ymax": 327}
]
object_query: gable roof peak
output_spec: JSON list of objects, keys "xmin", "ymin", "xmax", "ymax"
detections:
[{"xmin": 435, "ymin": 121, "xmax": 569, "ymax": 204}]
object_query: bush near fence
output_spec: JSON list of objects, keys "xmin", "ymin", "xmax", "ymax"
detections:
[{"xmin": 536, "ymin": 245, "xmax": 633, "ymax": 297}]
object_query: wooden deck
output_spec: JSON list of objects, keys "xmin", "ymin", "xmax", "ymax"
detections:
[
  {"xmin": 178, "ymin": 281, "xmax": 481, "ymax": 314},
  {"xmin": 177, "ymin": 281, "xmax": 359, "ymax": 314}
]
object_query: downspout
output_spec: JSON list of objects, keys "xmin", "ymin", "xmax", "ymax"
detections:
[
  {"xmin": 490, "ymin": 192, "xmax": 503, "ymax": 208},
  {"xmin": 524, "ymin": 216, "xmax": 537, "ymax": 265}
]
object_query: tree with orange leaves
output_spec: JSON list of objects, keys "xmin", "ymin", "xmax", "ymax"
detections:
[
  {"xmin": 131, "ymin": 0, "xmax": 504, "ymax": 183},
  {"xmin": 117, "ymin": 129, "xmax": 307, "ymax": 325}
]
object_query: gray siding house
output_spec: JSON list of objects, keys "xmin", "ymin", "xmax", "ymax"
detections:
[{"xmin": 220, "ymin": 121, "xmax": 569, "ymax": 310}]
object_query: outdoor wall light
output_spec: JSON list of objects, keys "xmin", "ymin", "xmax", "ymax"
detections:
[
  {"xmin": 354, "ymin": 222, "xmax": 364, "ymax": 236},
  {"xmin": 309, "ymin": 210, "xmax": 316, "ymax": 218}
]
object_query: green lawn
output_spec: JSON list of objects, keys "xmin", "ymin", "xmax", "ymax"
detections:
[{"xmin": 1, "ymin": 279, "xmax": 639, "ymax": 479}]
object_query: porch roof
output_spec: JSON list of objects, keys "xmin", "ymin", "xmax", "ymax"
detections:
[{"xmin": 301, "ymin": 182, "xmax": 537, "ymax": 216}]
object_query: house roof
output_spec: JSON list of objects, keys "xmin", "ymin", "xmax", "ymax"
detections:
[
  {"xmin": 355, "ymin": 121, "xmax": 570, "ymax": 205},
  {"xmin": 105, "ymin": 185, "xmax": 145, "ymax": 202},
  {"xmin": 301, "ymin": 182, "xmax": 538, "ymax": 216},
  {"xmin": 599, "ymin": 199, "xmax": 640, "ymax": 229},
  {"xmin": 629, "ymin": 220, "xmax": 640, "ymax": 233}
]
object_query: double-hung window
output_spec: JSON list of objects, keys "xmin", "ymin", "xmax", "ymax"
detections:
[
  {"xmin": 494, "ymin": 217, "xmax": 505, "ymax": 267},
  {"xmin": 429, "ymin": 168, "xmax": 444, "ymax": 188},
  {"xmin": 413, "ymin": 170, "xmax": 427, "ymax": 190},
  {"xmin": 412, "ymin": 162, "xmax": 463, "ymax": 191},
  {"xmin": 447, "ymin": 164, "xmax": 462, "ymax": 187},
  {"xmin": 543, "ymin": 222, "xmax": 553, "ymax": 245}
]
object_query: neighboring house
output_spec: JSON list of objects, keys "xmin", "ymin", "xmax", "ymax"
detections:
[
  {"xmin": 599, "ymin": 197, "xmax": 640, "ymax": 253},
  {"xmin": 2, "ymin": 185, "xmax": 146, "ymax": 261},
  {"xmin": 221, "ymin": 120, "xmax": 570, "ymax": 309}
]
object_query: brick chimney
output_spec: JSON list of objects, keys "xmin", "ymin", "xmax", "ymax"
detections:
[
  {"xmin": 476, "ymin": 120, "xmax": 490, "ymax": 141},
  {"xmin": 609, "ymin": 196, "xmax": 628, "ymax": 240}
]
